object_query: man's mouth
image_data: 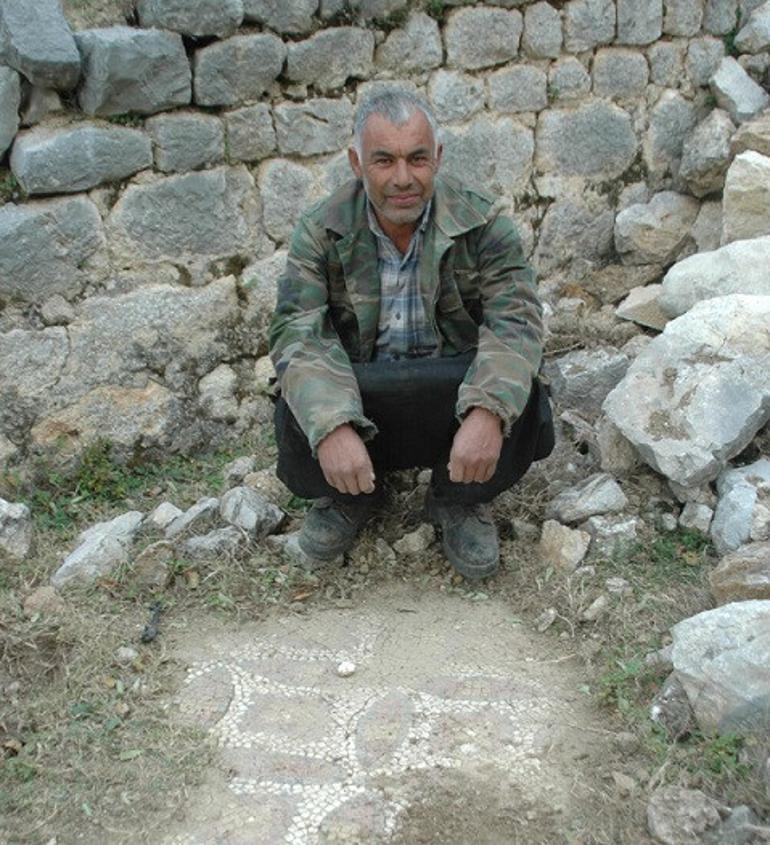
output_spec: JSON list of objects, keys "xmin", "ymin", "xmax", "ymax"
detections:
[{"xmin": 389, "ymin": 194, "xmax": 420, "ymax": 206}]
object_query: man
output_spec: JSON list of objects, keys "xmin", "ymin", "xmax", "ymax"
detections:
[{"xmin": 269, "ymin": 87, "xmax": 553, "ymax": 579}]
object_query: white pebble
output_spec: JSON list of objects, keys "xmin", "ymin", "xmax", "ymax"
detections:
[{"xmin": 336, "ymin": 660, "xmax": 356, "ymax": 677}]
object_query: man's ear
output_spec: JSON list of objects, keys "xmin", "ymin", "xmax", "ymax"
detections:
[
  {"xmin": 434, "ymin": 143, "xmax": 443, "ymax": 171},
  {"xmin": 348, "ymin": 146, "xmax": 363, "ymax": 179}
]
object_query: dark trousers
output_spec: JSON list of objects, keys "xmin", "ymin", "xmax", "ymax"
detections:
[{"xmin": 274, "ymin": 354, "xmax": 554, "ymax": 506}]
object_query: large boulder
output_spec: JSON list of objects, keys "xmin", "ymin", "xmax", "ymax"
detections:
[
  {"xmin": 616, "ymin": 0, "xmax": 662, "ymax": 45},
  {"xmin": 136, "ymin": 0, "xmax": 244, "ymax": 38},
  {"xmin": 0, "ymin": 196, "xmax": 106, "ymax": 303},
  {"xmin": 678, "ymin": 109, "xmax": 736, "ymax": 198},
  {"xmin": 0, "ymin": 0, "xmax": 80, "ymax": 90},
  {"xmin": 242, "ymin": 0, "xmax": 317, "ymax": 34},
  {"xmin": 274, "ymin": 98, "xmax": 354, "ymax": 157},
  {"xmin": 722, "ymin": 150, "xmax": 770, "ymax": 244},
  {"xmin": 603, "ymin": 295, "xmax": 770, "ymax": 487},
  {"xmin": 375, "ymin": 12, "xmax": 442, "ymax": 74},
  {"xmin": 445, "ymin": 7, "xmax": 522, "ymax": 70},
  {"xmin": 0, "ymin": 66, "xmax": 20, "ymax": 156},
  {"xmin": 76, "ymin": 27, "xmax": 191, "ymax": 116},
  {"xmin": 10, "ymin": 124, "xmax": 152, "ymax": 195},
  {"xmin": 659, "ymin": 235, "xmax": 770, "ymax": 317},
  {"xmin": 193, "ymin": 33, "xmax": 285, "ymax": 107},
  {"xmin": 710, "ymin": 541, "xmax": 770, "ymax": 604},
  {"xmin": 614, "ymin": 191, "xmax": 699, "ymax": 265},
  {"xmin": 734, "ymin": 1, "xmax": 770, "ymax": 53},
  {"xmin": 672, "ymin": 600, "xmax": 770, "ymax": 733},
  {"xmin": 145, "ymin": 112, "xmax": 225, "ymax": 173},
  {"xmin": 106, "ymin": 166, "xmax": 264, "ymax": 282}
]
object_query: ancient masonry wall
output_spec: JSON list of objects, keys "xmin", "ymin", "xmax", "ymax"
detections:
[{"xmin": 1, "ymin": 0, "xmax": 769, "ymax": 471}]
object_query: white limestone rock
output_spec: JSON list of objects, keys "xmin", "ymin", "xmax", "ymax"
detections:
[
  {"xmin": 445, "ymin": 7, "xmax": 522, "ymax": 70},
  {"xmin": 704, "ymin": 0, "xmax": 738, "ymax": 34},
  {"xmin": 0, "ymin": 0, "xmax": 80, "ymax": 90},
  {"xmin": 660, "ymin": 235, "xmax": 770, "ymax": 317},
  {"xmin": 488, "ymin": 65, "xmax": 547, "ymax": 113},
  {"xmin": 194, "ymin": 34, "xmax": 285, "ymax": 107},
  {"xmin": 616, "ymin": 0, "xmax": 663, "ymax": 45},
  {"xmin": 547, "ymin": 347, "xmax": 630, "ymax": 418},
  {"xmin": 679, "ymin": 502, "xmax": 713, "ymax": 534},
  {"xmin": 614, "ymin": 192, "xmax": 699, "ymax": 266},
  {"xmin": 242, "ymin": 250, "xmax": 286, "ymax": 346},
  {"xmin": 137, "ymin": 0, "xmax": 244, "ymax": 37},
  {"xmin": 76, "ymin": 27, "xmax": 191, "ymax": 116},
  {"xmin": 616, "ymin": 285, "xmax": 669, "ymax": 331},
  {"xmin": 685, "ymin": 36, "xmax": 725, "ymax": 87},
  {"xmin": 286, "ymin": 28, "xmax": 374, "ymax": 93},
  {"xmin": 730, "ymin": 109, "xmax": 770, "ymax": 157},
  {"xmin": 547, "ymin": 474, "xmax": 628, "ymax": 524},
  {"xmin": 259, "ymin": 159, "xmax": 316, "ymax": 244},
  {"xmin": 533, "ymin": 193, "xmax": 614, "ymax": 274},
  {"xmin": 592, "ymin": 48, "xmax": 649, "ymax": 101},
  {"xmin": 166, "ymin": 497, "xmax": 220, "ymax": 539},
  {"xmin": 375, "ymin": 12, "xmax": 442, "ymax": 74},
  {"xmin": 427, "ymin": 70, "xmax": 484, "ymax": 123},
  {"xmin": 147, "ymin": 502, "xmax": 183, "ymax": 532},
  {"xmin": 710, "ymin": 540, "xmax": 770, "ymax": 604},
  {"xmin": 10, "ymin": 125, "xmax": 152, "ymax": 195},
  {"xmin": 198, "ymin": 364, "xmax": 239, "ymax": 423},
  {"xmin": 672, "ymin": 600, "xmax": 770, "ymax": 733},
  {"xmin": 220, "ymin": 486, "xmax": 283, "ymax": 537},
  {"xmin": 603, "ymin": 295, "xmax": 770, "ymax": 487},
  {"xmin": 735, "ymin": 1, "xmax": 770, "ymax": 53},
  {"xmin": 0, "ymin": 66, "xmax": 20, "ymax": 157},
  {"xmin": 647, "ymin": 786, "xmax": 722, "ymax": 843},
  {"xmin": 648, "ymin": 40, "xmax": 687, "ymax": 87},
  {"xmin": 224, "ymin": 104, "xmax": 276, "ymax": 164},
  {"xmin": 596, "ymin": 416, "xmax": 641, "ymax": 475},
  {"xmin": 522, "ymin": 1, "xmax": 562, "ymax": 58},
  {"xmin": 538, "ymin": 520, "xmax": 591, "ymax": 573},
  {"xmin": 563, "ymin": 0, "xmax": 615, "ymax": 52},
  {"xmin": 711, "ymin": 458, "xmax": 770, "ymax": 554},
  {"xmin": 581, "ymin": 514, "xmax": 643, "ymax": 556},
  {"xmin": 183, "ymin": 526, "xmax": 245, "ymax": 559},
  {"xmin": 722, "ymin": 150, "xmax": 770, "ymax": 244},
  {"xmin": 242, "ymin": 0, "xmax": 317, "ymax": 34},
  {"xmin": 643, "ymin": 90, "xmax": 698, "ymax": 181},
  {"xmin": 274, "ymin": 98, "xmax": 354, "ymax": 157},
  {"xmin": 393, "ymin": 524, "xmax": 435, "ymax": 556},
  {"xmin": 145, "ymin": 112, "xmax": 224, "ymax": 173},
  {"xmin": 710, "ymin": 56, "xmax": 770, "ymax": 124},
  {"xmin": 663, "ymin": 0, "xmax": 704, "ymax": 35},
  {"xmin": 0, "ymin": 498, "xmax": 32, "ymax": 561},
  {"xmin": 678, "ymin": 109, "xmax": 736, "ymax": 198},
  {"xmin": 547, "ymin": 58, "xmax": 590, "ymax": 102},
  {"xmin": 691, "ymin": 200, "xmax": 722, "ymax": 252}
]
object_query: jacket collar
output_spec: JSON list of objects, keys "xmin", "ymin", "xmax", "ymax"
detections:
[{"xmin": 322, "ymin": 175, "xmax": 489, "ymax": 239}]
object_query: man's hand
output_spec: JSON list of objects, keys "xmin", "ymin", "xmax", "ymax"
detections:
[
  {"xmin": 317, "ymin": 423, "xmax": 376, "ymax": 495},
  {"xmin": 448, "ymin": 407, "xmax": 503, "ymax": 484}
]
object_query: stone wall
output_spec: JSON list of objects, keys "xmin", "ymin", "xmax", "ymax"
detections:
[{"xmin": 1, "ymin": 0, "xmax": 770, "ymax": 472}]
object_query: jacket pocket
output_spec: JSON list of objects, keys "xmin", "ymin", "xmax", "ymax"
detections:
[{"xmin": 436, "ymin": 287, "xmax": 479, "ymax": 352}]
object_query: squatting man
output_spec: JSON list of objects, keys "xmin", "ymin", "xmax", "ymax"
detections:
[{"xmin": 269, "ymin": 87, "xmax": 553, "ymax": 579}]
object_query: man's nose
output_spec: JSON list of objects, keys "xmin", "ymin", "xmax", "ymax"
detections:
[{"xmin": 393, "ymin": 158, "xmax": 411, "ymax": 186}]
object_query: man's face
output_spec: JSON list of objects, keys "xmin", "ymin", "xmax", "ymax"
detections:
[{"xmin": 348, "ymin": 109, "xmax": 442, "ymax": 231}]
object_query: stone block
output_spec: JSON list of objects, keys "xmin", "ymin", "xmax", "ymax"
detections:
[
  {"xmin": 712, "ymin": 458, "xmax": 770, "ymax": 554},
  {"xmin": 0, "ymin": 498, "xmax": 32, "ymax": 561},
  {"xmin": 375, "ymin": 12, "xmax": 442, "ymax": 74},
  {"xmin": 199, "ymin": 363, "xmax": 238, "ymax": 422},
  {"xmin": 616, "ymin": 0, "xmax": 663, "ymax": 44},
  {"xmin": 730, "ymin": 109, "xmax": 770, "ymax": 157},
  {"xmin": 0, "ymin": 196, "xmax": 105, "ymax": 302},
  {"xmin": 441, "ymin": 115, "xmax": 533, "ymax": 198},
  {"xmin": 351, "ymin": 0, "xmax": 409, "ymax": 19},
  {"xmin": 711, "ymin": 56, "xmax": 770, "ymax": 124},
  {"xmin": 596, "ymin": 416, "xmax": 640, "ymax": 474},
  {"xmin": 710, "ymin": 541, "xmax": 770, "ymax": 604},
  {"xmin": 563, "ymin": 0, "xmax": 615, "ymax": 53},
  {"xmin": 194, "ymin": 34, "xmax": 285, "ymax": 107},
  {"xmin": 660, "ymin": 235, "xmax": 770, "ymax": 316},
  {"xmin": 703, "ymin": 0, "xmax": 738, "ymax": 34},
  {"xmin": 107, "ymin": 167, "xmax": 262, "ymax": 282},
  {"xmin": 10, "ymin": 124, "xmax": 152, "ymax": 195},
  {"xmin": 691, "ymin": 200, "xmax": 722, "ymax": 251},
  {"xmin": 603, "ymin": 295, "xmax": 770, "ymax": 487},
  {"xmin": 445, "ymin": 7, "xmax": 522, "ymax": 70},
  {"xmin": 735, "ymin": 2, "xmax": 770, "ymax": 53},
  {"xmin": 488, "ymin": 65, "xmax": 547, "ymax": 113},
  {"xmin": 146, "ymin": 112, "xmax": 224, "ymax": 173},
  {"xmin": 224, "ymin": 104, "xmax": 276, "ymax": 163},
  {"xmin": 274, "ymin": 97, "xmax": 354, "ymax": 156},
  {"xmin": 427, "ymin": 70, "xmax": 484, "ymax": 123},
  {"xmin": 615, "ymin": 191, "xmax": 699, "ymax": 266},
  {"xmin": 522, "ymin": 2, "xmax": 562, "ymax": 59},
  {"xmin": 19, "ymin": 85, "xmax": 62, "ymax": 127},
  {"xmin": 539, "ymin": 520, "xmax": 591, "ymax": 573},
  {"xmin": 548, "ymin": 58, "xmax": 591, "ymax": 101},
  {"xmin": 648, "ymin": 40, "xmax": 687, "ymax": 86},
  {"xmin": 259, "ymin": 159, "xmax": 316, "ymax": 244},
  {"xmin": 679, "ymin": 502, "xmax": 714, "ymax": 534},
  {"xmin": 533, "ymin": 193, "xmax": 614, "ymax": 274},
  {"xmin": 722, "ymin": 150, "xmax": 770, "ymax": 243},
  {"xmin": 548, "ymin": 347, "xmax": 631, "ymax": 417},
  {"xmin": 592, "ymin": 48, "xmax": 649, "ymax": 101},
  {"xmin": 546, "ymin": 473, "xmax": 628, "ymax": 524},
  {"xmin": 137, "ymin": 0, "xmax": 244, "ymax": 37},
  {"xmin": 616, "ymin": 284, "xmax": 669, "ymax": 331},
  {"xmin": 643, "ymin": 90, "xmax": 697, "ymax": 181},
  {"xmin": 242, "ymin": 0, "xmax": 317, "ymax": 33},
  {"xmin": 536, "ymin": 99, "xmax": 637, "ymax": 181},
  {"xmin": 286, "ymin": 28, "xmax": 374, "ymax": 93},
  {"xmin": 76, "ymin": 26, "xmax": 191, "ymax": 116},
  {"xmin": 686, "ymin": 36, "xmax": 725, "ymax": 87},
  {"xmin": 0, "ymin": 0, "xmax": 80, "ymax": 90},
  {"xmin": 241, "ymin": 250, "xmax": 286, "ymax": 348},
  {"xmin": 663, "ymin": 0, "xmax": 704, "ymax": 36},
  {"xmin": 0, "ymin": 66, "xmax": 20, "ymax": 156},
  {"xmin": 679, "ymin": 109, "xmax": 735, "ymax": 198}
]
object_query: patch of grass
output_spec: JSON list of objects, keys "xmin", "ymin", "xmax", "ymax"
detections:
[
  {"xmin": 424, "ymin": 0, "xmax": 447, "ymax": 24},
  {"xmin": 0, "ymin": 170, "xmax": 19, "ymax": 203},
  {"xmin": 106, "ymin": 112, "xmax": 144, "ymax": 127}
]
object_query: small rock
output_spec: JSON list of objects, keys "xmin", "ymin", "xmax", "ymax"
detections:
[
  {"xmin": 660, "ymin": 513, "xmax": 679, "ymax": 532},
  {"xmin": 678, "ymin": 502, "xmax": 713, "ymax": 534},
  {"xmin": 0, "ymin": 498, "xmax": 33, "ymax": 561},
  {"xmin": 538, "ymin": 520, "xmax": 591, "ymax": 573},
  {"xmin": 243, "ymin": 466, "xmax": 291, "ymax": 507},
  {"xmin": 183, "ymin": 526, "xmax": 244, "ymax": 560},
  {"xmin": 223, "ymin": 455, "xmax": 257, "ymax": 488},
  {"xmin": 220, "ymin": 486, "xmax": 283, "ymax": 537},
  {"xmin": 605, "ymin": 576, "xmax": 631, "ymax": 595},
  {"xmin": 612, "ymin": 771, "xmax": 637, "ymax": 796},
  {"xmin": 114, "ymin": 646, "xmax": 139, "ymax": 665},
  {"xmin": 165, "ymin": 497, "xmax": 219, "ymax": 539},
  {"xmin": 572, "ymin": 565, "xmax": 596, "ymax": 578},
  {"xmin": 547, "ymin": 474, "xmax": 628, "ymax": 524},
  {"xmin": 650, "ymin": 672, "xmax": 695, "ymax": 739},
  {"xmin": 709, "ymin": 541, "xmax": 770, "ymax": 604},
  {"xmin": 580, "ymin": 594, "xmax": 609, "ymax": 622},
  {"xmin": 22, "ymin": 585, "xmax": 65, "ymax": 618},
  {"xmin": 375, "ymin": 537, "xmax": 397, "ymax": 567},
  {"xmin": 336, "ymin": 660, "xmax": 356, "ymax": 677},
  {"xmin": 535, "ymin": 607, "xmax": 558, "ymax": 632},
  {"xmin": 131, "ymin": 541, "xmax": 173, "ymax": 590},
  {"xmin": 393, "ymin": 524, "xmax": 435, "ymax": 556},
  {"xmin": 147, "ymin": 502, "xmax": 183, "ymax": 532},
  {"xmin": 646, "ymin": 785, "xmax": 722, "ymax": 844}
]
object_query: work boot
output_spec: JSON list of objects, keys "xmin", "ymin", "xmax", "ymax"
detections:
[
  {"xmin": 298, "ymin": 494, "xmax": 380, "ymax": 560},
  {"xmin": 425, "ymin": 489, "xmax": 499, "ymax": 580}
]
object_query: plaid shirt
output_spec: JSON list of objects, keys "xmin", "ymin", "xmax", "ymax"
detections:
[{"xmin": 366, "ymin": 200, "xmax": 439, "ymax": 361}]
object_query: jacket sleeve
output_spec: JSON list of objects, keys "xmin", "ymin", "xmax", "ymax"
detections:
[
  {"xmin": 268, "ymin": 212, "xmax": 377, "ymax": 456},
  {"xmin": 455, "ymin": 209, "xmax": 544, "ymax": 435}
]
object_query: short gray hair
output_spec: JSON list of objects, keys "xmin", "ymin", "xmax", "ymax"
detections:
[{"xmin": 353, "ymin": 87, "xmax": 441, "ymax": 154}]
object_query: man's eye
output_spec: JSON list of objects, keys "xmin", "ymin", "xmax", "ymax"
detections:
[{"xmin": 411, "ymin": 155, "xmax": 429, "ymax": 164}]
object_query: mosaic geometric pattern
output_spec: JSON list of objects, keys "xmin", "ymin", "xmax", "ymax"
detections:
[{"xmin": 163, "ymin": 600, "xmax": 577, "ymax": 845}]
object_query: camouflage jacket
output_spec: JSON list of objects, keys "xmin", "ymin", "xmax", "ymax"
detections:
[{"xmin": 269, "ymin": 176, "xmax": 543, "ymax": 454}]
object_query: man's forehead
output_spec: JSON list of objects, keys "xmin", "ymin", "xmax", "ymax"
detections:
[{"xmin": 360, "ymin": 110, "xmax": 435, "ymax": 151}]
